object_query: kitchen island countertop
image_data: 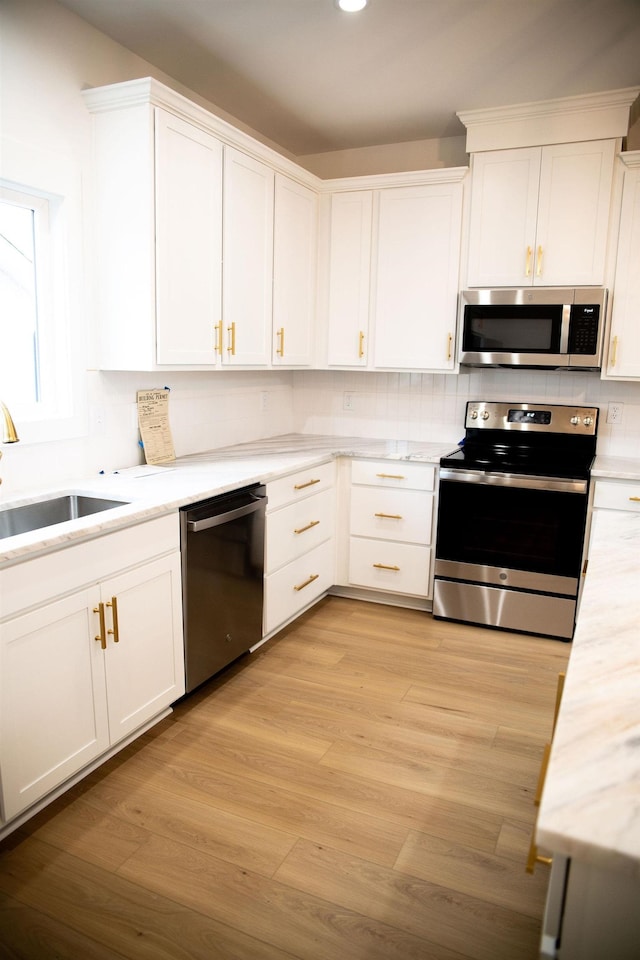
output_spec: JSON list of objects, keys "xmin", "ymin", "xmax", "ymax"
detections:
[{"xmin": 536, "ymin": 506, "xmax": 640, "ymax": 878}]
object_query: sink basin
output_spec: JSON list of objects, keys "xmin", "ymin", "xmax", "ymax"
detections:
[{"xmin": 0, "ymin": 494, "xmax": 130, "ymax": 540}]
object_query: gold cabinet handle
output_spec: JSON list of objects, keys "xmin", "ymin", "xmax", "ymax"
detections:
[
  {"xmin": 293, "ymin": 573, "xmax": 319, "ymax": 592},
  {"xmin": 93, "ymin": 602, "xmax": 107, "ymax": 650},
  {"xmin": 214, "ymin": 321, "xmax": 222, "ymax": 354},
  {"xmin": 374, "ymin": 512, "xmax": 403, "ymax": 520},
  {"xmin": 358, "ymin": 330, "xmax": 365, "ymax": 359},
  {"xmin": 372, "ymin": 563, "xmax": 400, "ymax": 571},
  {"xmin": 526, "ymin": 839, "xmax": 552, "ymax": 874},
  {"xmin": 446, "ymin": 332, "xmax": 453, "ymax": 362},
  {"xmin": 276, "ymin": 326, "xmax": 285, "ymax": 358},
  {"xmin": 227, "ymin": 321, "xmax": 236, "ymax": 355},
  {"xmin": 106, "ymin": 596, "xmax": 120, "ymax": 643},
  {"xmin": 294, "ymin": 478, "xmax": 321, "ymax": 490},
  {"xmin": 294, "ymin": 520, "xmax": 320, "ymax": 535},
  {"xmin": 610, "ymin": 335, "xmax": 618, "ymax": 367},
  {"xmin": 536, "ymin": 245, "xmax": 543, "ymax": 277},
  {"xmin": 375, "ymin": 473, "xmax": 406, "ymax": 481},
  {"xmin": 525, "ymin": 245, "xmax": 533, "ymax": 276},
  {"xmin": 629, "ymin": 496, "xmax": 640, "ymax": 502}
]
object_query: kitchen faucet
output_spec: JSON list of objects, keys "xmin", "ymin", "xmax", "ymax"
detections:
[{"xmin": 1, "ymin": 400, "xmax": 19, "ymax": 443}]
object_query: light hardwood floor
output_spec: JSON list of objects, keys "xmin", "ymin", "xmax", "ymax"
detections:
[{"xmin": 0, "ymin": 597, "xmax": 570, "ymax": 960}]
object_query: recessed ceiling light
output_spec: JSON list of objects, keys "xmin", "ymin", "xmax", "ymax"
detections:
[{"xmin": 337, "ymin": 0, "xmax": 368, "ymax": 12}]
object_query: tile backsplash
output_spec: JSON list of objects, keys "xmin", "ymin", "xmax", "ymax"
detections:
[{"xmin": 2, "ymin": 367, "xmax": 639, "ymax": 496}]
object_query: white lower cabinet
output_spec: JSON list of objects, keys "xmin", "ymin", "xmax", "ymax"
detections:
[
  {"xmin": 593, "ymin": 477, "xmax": 640, "ymax": 512},
  {"xmin": 0, "ymin": 516, "xmax": 184, "ymax": 824},
  {"xmin": 348, "ymin": 459, "xmax": 436, "ymax": 598},
  {"xmin": 264, "ymin": 462, "xmax": 336, "ymax": 636}
]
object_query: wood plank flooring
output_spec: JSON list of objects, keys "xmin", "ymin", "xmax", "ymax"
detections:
[{"xmin": 0, "ymin": 597, "xmax": 570, "ymax": 959}]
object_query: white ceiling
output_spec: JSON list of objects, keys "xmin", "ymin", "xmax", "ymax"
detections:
[{"xmin": 57, "ymin": 0, "xmax": 640, "ymax": 157}]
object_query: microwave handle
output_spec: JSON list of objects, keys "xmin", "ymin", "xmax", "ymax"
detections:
[{"xmin": 559, "ymin": 304, "xmax": 571, "ymax": 354}]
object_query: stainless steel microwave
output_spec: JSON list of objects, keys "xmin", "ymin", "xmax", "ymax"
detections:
[{"xmin": 459, "ymin": 287, "xmax": 607, "ymax": 370}]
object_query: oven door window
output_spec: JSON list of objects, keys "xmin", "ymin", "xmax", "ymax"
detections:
[
  {"xmin": 462, "ymin": 304, "xmax": 563, "ymax": 354},
  {"xmin": 436, "ymin": 479, "xmax": 587, "ymax": 578}
]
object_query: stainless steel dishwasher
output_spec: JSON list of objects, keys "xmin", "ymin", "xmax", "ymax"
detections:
[{"xmin": 180, "ymin": 484, "xmax": 266, "ymax": 692}]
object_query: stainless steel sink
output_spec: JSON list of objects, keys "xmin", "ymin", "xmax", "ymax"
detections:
[{"xmin": 0, "ymin": 494, "xmax": 130, "ymax": 540}]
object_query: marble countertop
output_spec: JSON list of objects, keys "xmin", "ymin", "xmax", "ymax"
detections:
[
  {"xmin": 592, "ymin": 454, "xmax": 640, "ymax": 481},
  {"xmin": 0, "ymin": 435, "xmax": 456, "ymax": 568},
  {"xmin": 536, "ymin": 507, "xmax": 640, "ymax": 878}
]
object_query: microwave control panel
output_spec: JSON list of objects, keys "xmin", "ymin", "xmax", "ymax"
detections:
[{"xmin": 568, "ymin": 304, "xmax": 600, "ymax": 355}]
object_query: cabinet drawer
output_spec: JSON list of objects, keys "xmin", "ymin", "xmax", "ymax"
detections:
[
  {"xmin": 266, "ymin": 488, "xmax": 333, "ymax": 573},
  {"xmin": 264, "ymin": 538, "xmax": 334, "ymax": 635},
  {"xmin": 351, "ymin": 459, "xmax": 435, "ymax": 491},
  {"xmin": 350, "ymin": 487, "xmax": 433, "ymax": 544},
  {"xmin": 267, "ymin": 460, "xmax": 335, "ymax": 511},
  {"xmin": 593, "ymin": 480, "xmax": 640, "ymax": 512},
  {"xmin": 349, "ymin": 538, "xmax": 431, "ymax": 597}
]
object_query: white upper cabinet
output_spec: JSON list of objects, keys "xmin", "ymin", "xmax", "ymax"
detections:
[
  {"xmin": 155, "ymin": 111, "xmax": 223, "ymax": 365},
  {"xmin": 467, "ymin": 140, "xmax": 616, "ymax": 287},
  {"xmin": 327, "ymin": 191, "xmax": 373, "ymax": 366},
  {"xmin": 272, "ymin": 174, "xmax": 318, "ymax": 367},
  {"xmin": 84, "ymin": 78, "xmax": 320, "ymax": 371},
  {"xmin": 326, "ymin": 173, "xmax": 465, "ymax": 372},
  {"xmin": 222, "ymin": 147, "xmax": 274, "ymax": 366},
  {"xmin": 605, "ymin": 151, "xmax": 640, "ymax": 380},
  {"xmin": 373, "ymin": 182, "xmax": 462, "ymax": 370}
]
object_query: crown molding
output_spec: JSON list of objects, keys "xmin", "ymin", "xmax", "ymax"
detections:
[{"xmin": 457, "ymin": 87, "xmax": 640, "ymax": 153}]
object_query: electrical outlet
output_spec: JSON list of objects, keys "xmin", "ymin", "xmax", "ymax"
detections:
[
  {"xmin": 607, "ymin": 402, "xmax": 624, "ymax": 425},
  {"xmin": 260, "ymin": 391, "xmax": 269, "ymax": 413},
  {"xmin": 343, "ymin": 392, "xmax": 355, "ymax": 411}
]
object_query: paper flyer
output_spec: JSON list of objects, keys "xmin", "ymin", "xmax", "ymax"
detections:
[{"xmin": 136, "ymin": 389, "xmax": 176, "ymax": 465}]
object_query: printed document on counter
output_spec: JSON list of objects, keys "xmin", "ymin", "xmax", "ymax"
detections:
[{"xmin": 136, "ymin": 389, "xmax": 176, "ymax": 465}]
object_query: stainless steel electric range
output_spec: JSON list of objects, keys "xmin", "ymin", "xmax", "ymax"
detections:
[{"xmin": 433, "ymin": 400, "xmax": 598, "ymax": 640}]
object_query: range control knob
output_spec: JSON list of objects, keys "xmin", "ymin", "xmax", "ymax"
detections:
[
  {"xmin": 481, "ymin": 410, "xmax": 490, "ymax": 420},
  {"xmin": 570, "ymin": 415, "xmax": 581, "ymax": 426},
  {"xmin": 583, "ymin": 416, "xmax": 594, "ymax": 427},
  {"xmin": 469, "ymin": 409, "xmax": 478, "ymax": 419}
]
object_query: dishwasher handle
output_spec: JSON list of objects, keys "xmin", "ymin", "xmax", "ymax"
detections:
[{"xmin": 186, "ymin": 495, "xmax": 265, "ymax": 533}]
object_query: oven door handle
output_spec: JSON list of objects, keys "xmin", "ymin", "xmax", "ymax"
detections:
[{"xmin": 439, "ymin": 468, "xmax": 588, "ymax": 495}]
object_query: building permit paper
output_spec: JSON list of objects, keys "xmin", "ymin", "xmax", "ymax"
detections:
[{"xmin": 136, "ymin": 389, "xmax": 176, "ymax": 465}]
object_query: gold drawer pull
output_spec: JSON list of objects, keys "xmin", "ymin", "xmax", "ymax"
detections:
[
  {"xmin": 375, "ymin": 473, "xmax": 406, "ymax": 481},
  {"xmin": 106, "ymin": 596, "xmax": 120, "ymax": 643},
  {"xmin": 294, "ymin": 520, "xmax": 320, "ymax": 535},
  {"xmin": 534, "ymin": 743, "xmax": 551, "ymax": 806},
  {"xmin": 294, "ymin": 478, "xmax": 321, "ymax": 490},
  {"xmin": 629, "ymin": 496, "xmax": 640, "ymax": 502},
  {"xmin": 294, "ymin": 573, "xmax": 319, "ymax": 592},
  {"xmin": 93, "ymin": 603, "xmax": 107, "ymax": 650},
  {"xmin": 374, "ymin": 513, "xmax": 403, "ymax": 520},
  {"xmin": 373, "ymin": 563, "xmax": 400, "ymax": 571}
]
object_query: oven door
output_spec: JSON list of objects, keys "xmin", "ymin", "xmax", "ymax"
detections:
[{"xmin": 435, "ymin": 469, "xmax": 589, "ymax": 595}]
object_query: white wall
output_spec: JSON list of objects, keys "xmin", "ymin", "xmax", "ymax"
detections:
[{"xmin": 1, "ymin": 0, "xmax": 639, "ymax": 499}]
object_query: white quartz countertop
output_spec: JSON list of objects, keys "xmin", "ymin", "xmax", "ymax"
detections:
[
  {"xmin": 0, "ymin": 434, "xmax": 456, "ymax": 568},
  {"xmin": 592, "ymin": 454, "xmax": 640, "ymax": 481},
  {"xmin": 536, "ymin": 507, "xmax": 640, "ymax": 878}
]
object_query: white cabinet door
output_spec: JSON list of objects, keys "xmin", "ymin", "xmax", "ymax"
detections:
[
  {"xmin": 155, "ymin": 110, "xmax": 223, "ymax": 365},
  {"xmin": 467, "ymin": 141, "xmax": 615, "ymax": 287},
  {"xmin": 605, "ymin": 152, "xmax": 640, "ymax": 380},
  {"xmin": 272, "ymin": 175, "xmax": 318, "ymax": 367},
  {"xmin": 327, "ymin": 191, "xmax": 373, "ymax": 366},
  {"xmin": 223, "ymin": 147, "xmax": 274, "ymax": 366},
  {"xmin": 373, "ymin": 183, "xmax": 462, "ymax": 370},
  {"xmin": 535, "ymin": 140, "xmax": 615, "ymax": 286},
  {"xmin": 0, "ymin": 590, "xmax": 110, "ymax": 821},
  {"xmin": 467, "ymin": 147, "xmax": 541, "ymax": 287},
  {"xmin": 101, "ymin": 552, "xmax": 185, "ymax": 744}
]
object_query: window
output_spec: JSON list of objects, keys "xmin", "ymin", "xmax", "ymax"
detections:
[
  {"xmin": 0, "ymin": 180, "xmax": 81, "ymax": 442},
  {"xmin": 0, "ymin": 187, "xmax": 47, "ymax": 406}
]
